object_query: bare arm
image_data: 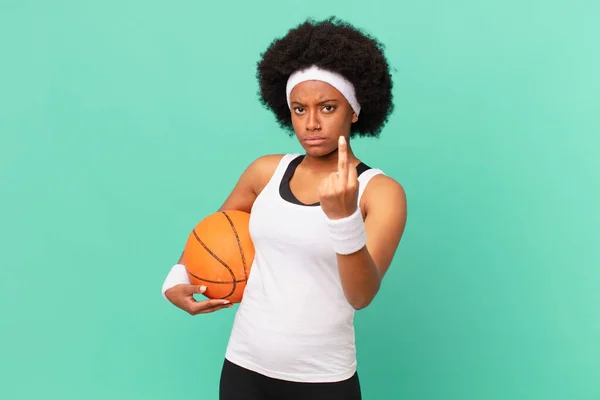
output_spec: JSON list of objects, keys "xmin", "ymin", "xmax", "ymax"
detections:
[
  {"xmin": 172, "ymin": 154, "xmax": 280, "ymax": 265},
  {"xmin": 336, "ymin": 175, "xmax": 407, "ymax": 310},
  {"xmin": 163, "ymin": 154, "xmax": 283, "ymax": 312},
  {"xmin": 216, "ymin": 156, "xmax": 272, "ymax": 213}
]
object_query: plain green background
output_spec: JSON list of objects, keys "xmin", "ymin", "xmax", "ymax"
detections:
[{"xmin": 1, "ymin": 0, "xmax": 598, "ymax": 399}]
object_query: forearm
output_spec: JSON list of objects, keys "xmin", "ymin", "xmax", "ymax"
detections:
[
  {"xmin": 336, "ymin": 246, "xmax": 381, "ymax": 310},
  {"xmin": 325, "ymin": 206, "xmax": 382, "ymax": 310}
]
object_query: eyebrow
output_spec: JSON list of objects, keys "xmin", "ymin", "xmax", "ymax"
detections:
[{"xmin": 290, "ymin": 99, "xmax": 339, "ymax": 106}]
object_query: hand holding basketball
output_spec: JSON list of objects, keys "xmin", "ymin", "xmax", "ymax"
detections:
[
  {"xmin": 165, "ymin": 284, "xmax": 233, "ymax": 315},
  {"xmin": 318, "ymin": 136, "xmax": 359, "ymax": 220},
  {"xmin": 182, "ymin": 210, "xmax": 254, "ymax": 303}
]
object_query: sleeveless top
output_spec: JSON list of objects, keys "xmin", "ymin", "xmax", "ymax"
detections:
[{"xmin": 224, "ymin": 153, "xmax": 385, "ymax": 383}]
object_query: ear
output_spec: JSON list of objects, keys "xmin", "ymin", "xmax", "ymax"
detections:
[{"xmin": 351, "ymin": 113, "xmax": 358, "ymax": 123}]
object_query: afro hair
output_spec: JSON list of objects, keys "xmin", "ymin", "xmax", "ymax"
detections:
[{"xmin": 256, "ymin": 16, "xmax": 394, "ymax": 138}]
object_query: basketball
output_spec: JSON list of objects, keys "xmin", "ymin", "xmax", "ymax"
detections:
[{"xmin": 182, "ymin": 210, "xmax": 255, "ymax": 303}]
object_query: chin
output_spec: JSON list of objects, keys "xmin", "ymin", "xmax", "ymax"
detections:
[{"xmin": 303, "ymin": 146, "xmax": 337, "ymax": 158}]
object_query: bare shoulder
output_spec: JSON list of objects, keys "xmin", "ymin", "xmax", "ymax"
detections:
[
  {"xmin": 217, "ymin": 154, "xmax": 286, "ymax": 213},
  {"xmin": 251, "ymin": 153, "xmax": 286, "ymax": 171},
  {"xmin": 361, "ymin": 173, "xmax": 407, "ymax": 219},
  {"xmin": 247, "ymin": 154, "xmax": 286, "ymax": 192}
]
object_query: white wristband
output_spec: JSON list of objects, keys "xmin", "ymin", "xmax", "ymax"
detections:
[
  {"xmin": 326, "ymin": 207, "xmax": 367, "ymax": 255},
  {"xmin": 161, "ymin": 263, "xmax": 190, "ymax": 300}
]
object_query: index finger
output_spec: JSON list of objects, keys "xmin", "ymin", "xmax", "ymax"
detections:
[{"xmin": 338, "ymin": 135, "xmax": 348, "ymax": 178}]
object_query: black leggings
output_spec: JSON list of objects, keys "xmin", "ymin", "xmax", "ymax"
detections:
[{"xmin": 219, "ymin": 358, "xmax": 362, "ymax": 400}]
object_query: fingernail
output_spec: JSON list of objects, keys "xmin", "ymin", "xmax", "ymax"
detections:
[
  {"xmin": 200, "ymin": 285, "xmax": 206, "ymax": 293},
  {"xmin": 223, "ymin": 300, "xmax": 230, "ymax": 304}
]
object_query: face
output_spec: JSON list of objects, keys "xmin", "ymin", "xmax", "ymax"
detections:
[{"xmin": 289, "ymin": 80, "xmax": 358, "ymax": 157}]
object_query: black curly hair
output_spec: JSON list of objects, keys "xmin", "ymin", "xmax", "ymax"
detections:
[{"xmin": 256, "ymin": 17, "xmax": 394, "ymax": 138}]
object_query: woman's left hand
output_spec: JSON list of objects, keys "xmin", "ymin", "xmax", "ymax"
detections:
[{"xmin": 318, "ymin": 136, "xmax": 359, "ymax": 220}]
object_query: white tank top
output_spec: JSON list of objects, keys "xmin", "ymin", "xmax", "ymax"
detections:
[{"xmin": 224, "ymin": 153, "xmax": 385, "ymax": 383}]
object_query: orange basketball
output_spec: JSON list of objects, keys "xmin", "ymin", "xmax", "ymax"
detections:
[{"xmin": 182, "ymin": 210, "xmax": 255, "ymax": 303}]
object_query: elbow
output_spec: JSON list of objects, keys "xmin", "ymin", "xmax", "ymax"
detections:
[
  {"xmin": 351, "ymin": 299, "xmax": 372, "ymax": 311},
  {"xmin": 347, "ymin": 288, "xmax": 379, "ymax": 310},
  {"xmin": 342, "ymin": 264, "xmax": 383, "ymax": 310},
  {"xmin": 346, "ymin": 282, "xmax": 381, "ymax": 311}
]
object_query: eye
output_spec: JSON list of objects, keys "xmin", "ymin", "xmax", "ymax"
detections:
[
  {"xmin": 322, "ymin": 105, "xmax": 336, "ymax": 112},
  {"xmin": 293, "ymin": 106, "xmax": 305, "ymax": 114}
]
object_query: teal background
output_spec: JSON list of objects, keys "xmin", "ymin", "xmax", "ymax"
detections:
[{"xmin": 1, "ymin": 1, "xmax": 599, "ymax": 399}]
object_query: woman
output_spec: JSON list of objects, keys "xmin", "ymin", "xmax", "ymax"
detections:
[{"xmin": 162, "ymin": 17, "xmax": 407, "ymax": 400}]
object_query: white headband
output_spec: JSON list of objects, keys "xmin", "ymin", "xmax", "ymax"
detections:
[{"xmin": 286, "ymin": 65, "xmax": 361, "ymax": 116}]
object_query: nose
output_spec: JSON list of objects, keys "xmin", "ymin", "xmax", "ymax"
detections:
[{"xmin": 305, "ymin": 109, "xmax": 321, "ymax": 131}]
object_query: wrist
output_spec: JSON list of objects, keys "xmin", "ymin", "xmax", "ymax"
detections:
[
  {"xmin": 161, "ymin": 263, "xmax": 190, "ymax": 299},
  {"xmin": 325, "ymin": 207, "xmax": 366, "ymax": 255}
]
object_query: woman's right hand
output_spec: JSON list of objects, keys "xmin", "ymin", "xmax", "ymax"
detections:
[{"xmin": 165, "ymin": 284, "xmax": 233, "ymax": 315}]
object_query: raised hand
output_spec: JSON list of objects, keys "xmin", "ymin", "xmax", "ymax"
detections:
[{"xmin": 318, "ymin": 135, "xmax": 359, "ymax": 220}]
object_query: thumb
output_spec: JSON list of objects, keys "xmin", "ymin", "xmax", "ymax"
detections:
[{"xmin": 185, "ymin": 284, "xmax": 206, "ymax": 295}]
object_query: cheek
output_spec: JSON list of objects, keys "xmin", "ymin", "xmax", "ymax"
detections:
[
  {"xmin": 290, "ymin": 114, "xmax": 303, "ymax": 132},
  {"xmin": 329, "ymin": 111, "xmax": 353, "ymax": 130}
]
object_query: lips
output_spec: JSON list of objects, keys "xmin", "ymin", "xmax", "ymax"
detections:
[{"xmin": 304, "ymin": 137, "xmax": 327, "ymax": 145}]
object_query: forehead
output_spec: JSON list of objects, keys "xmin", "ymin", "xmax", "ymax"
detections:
[{"xmin": 289, "ymin": 80, "xmax": 344, "ymax": 101}]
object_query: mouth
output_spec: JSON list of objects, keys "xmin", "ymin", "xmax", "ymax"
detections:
[{"xmin": 304, "ymin": 136, "xmax": 327, "ymax": 145}]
